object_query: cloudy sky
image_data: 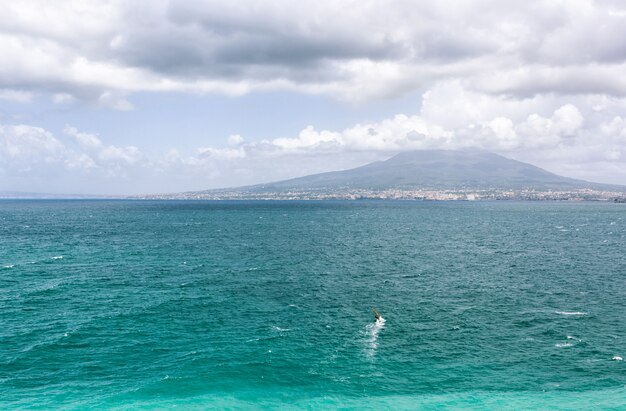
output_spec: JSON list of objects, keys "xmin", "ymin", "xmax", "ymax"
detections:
[{"xmin": 1, "ymin": 0, "xmax": 626, "ymax": 194}]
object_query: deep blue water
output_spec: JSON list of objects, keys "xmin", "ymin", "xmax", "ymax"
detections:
[{"xmin": 1, "ymin": 200, "xmax": 625, "ymax": 409}]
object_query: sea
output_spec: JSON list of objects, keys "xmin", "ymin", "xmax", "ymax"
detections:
[{"xmin": 1, "ymin": 200, "xmax": 625, "ymax": 410}]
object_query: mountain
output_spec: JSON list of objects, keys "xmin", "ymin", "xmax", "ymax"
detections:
[{"xmin": 218, "ymin": 150, "xmax": 623, "ymax": 193}]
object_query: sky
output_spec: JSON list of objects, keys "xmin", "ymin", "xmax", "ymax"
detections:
[{"xmin": 1, "ymin": 0, "xmax": 626, "ymax": 195}]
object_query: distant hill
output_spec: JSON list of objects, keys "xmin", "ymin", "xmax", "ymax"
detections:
[{"xmin": 202, "ymin": 150, "xmax": 624, "ymax": 194}]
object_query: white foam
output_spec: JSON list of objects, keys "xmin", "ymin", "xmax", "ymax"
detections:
[
  {"xmin": 555, "ymin": 342, "xmax": 573, "ymax": 348},
  {"xmin": 3, "ymin": 264, "xmax": 15, "ymax": 268},
  {"xmin": 37, "ymin": 279, "xmax": 63, "ymax": 292},
  {"xmin": 272, "ymin": 326, "xmax": 290, "ymax": 332},
  {"xmin": 364, "ymin": 317, "xmax": 386, "ymax": 358},
  {"xmin": 612, "ymin": 356, "xmax": 623, "ymax": 361},
  {"xmin": 51, "ymin": 256, "xmax": 64, "ymax": 260},
  {"xmin": 555, "ymin": 311, "xmax": 587, "ymax": 316}
]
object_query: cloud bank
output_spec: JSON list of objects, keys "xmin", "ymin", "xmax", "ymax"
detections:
[
  {"xmin": 2, "ymin": 0, "xmax": 626, "ymax": 102},
  {"xmin": 1, "ymin": 0, "xmax": 626, "ymax": 193},
  {"xmin": 2, "ymin": 80, "xmax": 625, "ymax": 194}
]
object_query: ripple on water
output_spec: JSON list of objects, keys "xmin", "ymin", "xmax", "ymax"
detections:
[{"xmin": 1, "ymin": 200, "xmax": 626, "ymax": 409}]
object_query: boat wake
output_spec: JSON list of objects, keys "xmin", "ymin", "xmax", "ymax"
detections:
[{"xmin": 364, "ymin": 317, "xmax": 385, "ymax": 359}]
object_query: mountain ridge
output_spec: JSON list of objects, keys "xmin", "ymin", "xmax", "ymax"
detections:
[{"xmin": 200, "ymin": 150, "xmax": 624, "ymax": 194}]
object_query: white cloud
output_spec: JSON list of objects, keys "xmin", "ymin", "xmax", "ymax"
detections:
[
  {"xmin": 64, "ymin": 153, "xmax": 96, "ymax": 170},
  {"xmin": 0, "ymin": 89, "xmax": 35, "ymax": 103},
  {"xmin": 2, "ymin": 1, "xmax": 626, "ymax": 102},
  {"xmin": 63, "ymin": 124, "xmax": 142, "ymax": 164},
  {"xmin": 64, "ymin": 125, "xmax": 103, "ymax": 149},
  {"xmin": 0, "ymin": 1, "xmax": 625, "ymax": 191},
  {"xmin": 96, "ymin": 91, "xmax": 134, "ymax": 111},
  {"xmin": 52, "ymin": 93, "xmax": 75, "ymax": 104},
  {"xmin": 190, "ymin": 84, "xmax": 624, "ymax": 186},
  {"xmin": 2, "ymin": 85, "xmax": 626, "ymax": 194},
  {"xmin": 197, "ymin": 146, "xmax": 246, "ymax": 160},
  {"xmin": 227, "ymin": 134, "xmax": 244, "ymax": 146},
  {"xmin": 551, "ymin": 104, "xmax": 583, "ymax": 136},
  {"xmin": 0, "ymin": 123, "xmax": 152, "ymax": 193},
  {"xmin": 487, "ymin": 117, "xmax": 517, "ymax": 148},
  {"xmin": 0, "ymin": 124, "xmax": 65, "ymax": 169},
  {"xmin": 98, "ymin": 145, "xmax": 142, "ymax": 164},
  {"xmin": 600, "ymin": 116, "xmax": 626, "ymax": 139}
]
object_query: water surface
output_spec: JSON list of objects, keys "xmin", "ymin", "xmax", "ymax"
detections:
[{"xmin": 1, "ymin": 200, "xmax": 625, "ymax": 409}]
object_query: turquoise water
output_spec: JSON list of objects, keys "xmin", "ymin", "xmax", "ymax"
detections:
[{"xmin": 1, "ymin": 200, "xmax": 625, "ymax": 410}]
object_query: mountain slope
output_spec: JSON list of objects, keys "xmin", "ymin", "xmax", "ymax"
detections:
[{"xmin": 235, "ymin": 150, "xmax": 620, "ymax": 192}]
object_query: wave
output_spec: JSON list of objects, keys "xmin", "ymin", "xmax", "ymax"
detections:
[
  {"xmin": 555, "ymin": 342, "xmax": 573, "ymax": 348},
  {"xmin": 23, "ymin": 278, "xmax": 64, "ymax": 296},
  {"xmin": 51, "ymin": 256, "xmax": 64, "ymax": 260},
  {"xmin": 3, "ymin": 264, "xmax": 15, "ymax": 269},
  {"xmin": 364, "ymin": 317, "xmax": 385, "ymax": 359},
  {"xmin": 555, "ymin": 311, "xmax": 587, "ymax": 316}
]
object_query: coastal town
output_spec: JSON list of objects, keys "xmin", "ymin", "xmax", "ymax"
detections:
[{"xmin": 142, "ymin": 187, "xmax": 626, "ymax": 202}]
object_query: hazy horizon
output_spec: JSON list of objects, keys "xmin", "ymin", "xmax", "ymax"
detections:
[
  {"xmin": 2, "ymin": 1, "xmax": 626, "ymax": 195},
  {"xmin": 2, "ymin": 149, "xmax": 624, "ymax": 197}
]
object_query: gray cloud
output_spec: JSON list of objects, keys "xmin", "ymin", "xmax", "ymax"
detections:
[
  {"xmin": 1, "ymin": 0, "xmax": 626, "ymax": 193},
  {"xmin": 3, "ymin": 0, "xmax": 626, "ymax": 101}
]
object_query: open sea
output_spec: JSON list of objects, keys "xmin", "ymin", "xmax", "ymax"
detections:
[{"xmin": 1, "ymin": 200, "xmax": 625, "ymax": 410}]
